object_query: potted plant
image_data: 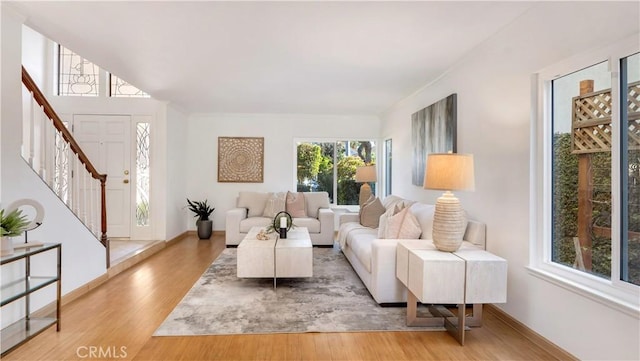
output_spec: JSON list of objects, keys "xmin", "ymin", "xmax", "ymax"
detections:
[
  {"xmin": 1, "ymin": 208, "xmax": 30, "ymax": 255},
  {"xmin": 187, "ymin": 199, "xmax": 215, "ymax": 239}
]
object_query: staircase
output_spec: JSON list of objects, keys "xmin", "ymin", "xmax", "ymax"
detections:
[{"xmin": 21, "ymin": 66, "xmax": 110, "ymax": 267}]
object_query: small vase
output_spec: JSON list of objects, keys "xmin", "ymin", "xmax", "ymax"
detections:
[
  {"xmin": 196, "ymin": 220, "xmax": 213, "ymax": 239},
  {"xmin": 1, "ymin": 236, "xmax": 14, "ymax": 256}
]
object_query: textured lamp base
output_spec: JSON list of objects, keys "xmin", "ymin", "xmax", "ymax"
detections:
[
  {"xmin": 432, "ymin": 191, "xmax": 466, "ymax": 252},
  {"xmin": 359, "ymin": 183, "xmax": 372, "ymax": 207}
]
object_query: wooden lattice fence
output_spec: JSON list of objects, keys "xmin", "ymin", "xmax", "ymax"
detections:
[{"xmin": 572, "ymin": 80, "xmax": 640, "ymax": 154}]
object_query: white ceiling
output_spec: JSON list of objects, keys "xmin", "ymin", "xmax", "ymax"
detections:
[{"xmin": 12, "ymin": 1, "xmax": 534, "ymax": 115}]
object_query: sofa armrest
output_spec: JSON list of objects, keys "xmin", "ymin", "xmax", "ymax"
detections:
[
  {"xmin": 339, "ymin": 213, "xmax": 360, "ymax": 225},
  {"xmin": 370, "ymin": 238, "xmax": 407, "ymax": 303},
  {"xmin": 317, "ymin": 208, "xmax": 335, "ymax": 244},
  {"xmin": 225, "ymin": 208, "xmax": 247, "ymax": 245}
]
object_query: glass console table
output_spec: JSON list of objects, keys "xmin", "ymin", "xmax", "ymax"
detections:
[{"xmin": 1, "ymin": 243, "xmax": 61, "ymax": 356}]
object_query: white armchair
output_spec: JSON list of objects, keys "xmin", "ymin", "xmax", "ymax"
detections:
[{"xmin": 226, "ymin": 191, "xmax": 335, "ymax": 246}]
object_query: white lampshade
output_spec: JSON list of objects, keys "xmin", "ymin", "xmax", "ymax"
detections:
[
  {"xmin": 423, "ymin": 153, "xmax": 475, "ymax": 252},
  {"xmin": 423, "ymin": 153, "xmax": 475, "ymax": 191},
  {"xmin": 355, "ymin": 165, "xmax": 377, "ymax": 183}
]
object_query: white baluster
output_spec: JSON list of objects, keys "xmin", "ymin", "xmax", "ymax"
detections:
[
  {"xmin": 73, "ymin": 157, "xmax": 80, "ymax": 216},
  {"xmin": 95, "ymin": 178, "xmax": 101, "ymax": 237},
  {"xmin": 82, "ymin": 165, "xmax": 88, "ymax": 224},
  {"xmin": 89, "ymin": 176, "xmax": 95, "ymax": 234},
  {"xmin": 28, "ymin": 94, "xmax": 35, "ymax": 166},
  {"xmin": 39, "ymin": 105, "xmax": 47, "ymax": 179}
]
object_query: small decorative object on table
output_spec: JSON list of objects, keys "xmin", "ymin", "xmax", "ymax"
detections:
[
  {"xmin": 266, "ymin": 211, "xmax": 293, "ymax": 239},
  {"xmin": 1, "ymin": 207, "xmax": 30, "ymax": 256},
  {"xmin": 255, "ymin": 229, "xmax": 271, "ymax": 240}
]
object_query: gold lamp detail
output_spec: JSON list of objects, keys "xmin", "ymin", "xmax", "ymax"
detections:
[
  {"xmin": 423, "ymin": 153, "xmax": 475, "ymax": 252},
  {"xmin": 355, "ymin": 165, "xmax": 377, "ymax": 207}
]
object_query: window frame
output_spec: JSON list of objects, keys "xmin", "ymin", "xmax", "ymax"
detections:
[{"xmin": 529, "ymin": 35, "xmax": 640, "ymax": 317}]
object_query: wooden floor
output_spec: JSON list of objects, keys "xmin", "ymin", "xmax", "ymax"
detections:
[{"xmin": 4, "ymin": 234, "xmax": 563, "ymax": 361}]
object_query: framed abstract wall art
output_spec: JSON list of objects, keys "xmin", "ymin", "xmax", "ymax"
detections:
[
  {"xmin": 218, "ymin": 136, "xmax": 264, "ymax": 183},
  {"xmin": 411, "ymin": 93, "xmax": 457, "ymax": 186}
]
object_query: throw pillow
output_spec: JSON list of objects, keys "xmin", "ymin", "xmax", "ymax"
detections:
[
  {"xmin": 286, "ymin": 191, "xmax": 307, "ymax": 218},
  {"xmin": 384, "ymin": 207, "xmax": 422, "ymax": 239},
  {"xmin": 360, "ymin": 197, "xmax": 386, "ymax": 228},
  {"xmin": 262, "ymin": 192, "xmax": 286, "ymax": 218},
  {"xmin": 377, "ymin": 203, "xmax": 404, "ymax": 238},
  {"xmin": 237, "ymin": 191, "xmax": 270, "ymax": 217}
]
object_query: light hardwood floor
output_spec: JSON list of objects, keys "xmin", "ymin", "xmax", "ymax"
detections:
[{"xmin": 4, "ymin": 234, "xmax": 566, "ymax": 360}]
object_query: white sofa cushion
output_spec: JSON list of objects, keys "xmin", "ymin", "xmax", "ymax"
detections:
[
  {"xmin": 304, "ymin": 192, "xmax": 330, "ymax": 218},
  {"xmin": 408, "ymin": 202, "xmax": 435, "ymax": 240},
  {"xmin": 238, "ymin": 191, "xmax": 270, "ymax": 217},
  {"xmin": 239, "ymin": 216, "xmax": 271, "ymax": 233}
]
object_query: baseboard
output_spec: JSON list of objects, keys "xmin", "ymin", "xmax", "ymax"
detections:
[
  {"xmin": 484, "ymin": 304, "xmax": 578, "ymax": 361},
  {"xmin": 185, "ymin": 230, "xmax": 225, "ymax": 239},
  {"xmin": 32, "ymin": 273, "xmax": 109, "ymax": 318},
  {"xmin": 107, "ymin": 241, "xmax": 166, "ymax": 278},
  {"xmin": 34, "ymin": 235, "xmax": 190, "ymax": 318},
  {"xmin": 167, "ymin": 230, "xmax": 191, "ymax": 245}
]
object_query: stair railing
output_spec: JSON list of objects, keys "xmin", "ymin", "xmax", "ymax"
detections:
[{"xmin": 21, "ymin": 66, "xmax": 110, "ymax": 267}]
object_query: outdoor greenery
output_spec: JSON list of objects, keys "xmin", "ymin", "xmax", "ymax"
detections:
[
  {"xmin": 297, "ymin": 141, "xmax": 375, "ymax": 205},
  {"xmin": 553, "ymin": 132, "xmax": 640, "ymax": 284}
]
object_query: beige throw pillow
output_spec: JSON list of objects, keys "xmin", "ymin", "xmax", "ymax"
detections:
[
  {"xmin": 262, "ymin": 192, "xmax": 286, "ymax": 218},
  {"xmin": 360, "ymin": 197, "xmax": 386, "ymax": 228},
  {"xmin": 384, "ymin": 207, "xmax": 422, "ymax": 239},
  {"xmin": 286, "ymin": 191, "xmax": 307, "ymax": 217},
  {"xmin": 377, "ymin": 203, "xmax": 405, "ymax": 238}
]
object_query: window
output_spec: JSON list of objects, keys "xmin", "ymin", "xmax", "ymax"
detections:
[
  {"xmin": 57, "ymin": 45, "xmax": 150, "ymax": 98},
  {"xmin": 58, "ymin": 45, "xmax": 99, "ymax": 96},
  {"xmin": 384, "ymin": 139, "xmax": 392, "ymax": 197},
  {"xmin": 110, "ymin": 74, "xmax": 150, "ymax": 98},
  {"xmin": 620, "ymin": 52, "xmax": 640, "ymax": 286},
  {"xmin": 551, "ymin": 61, "xmax": 611, "ymax": 279},
  {"xmin": 296, "ymin": 140, "xmax": 376, "ymax": 206},
  {"xmin": 533, "ymin": 39, "xmax": 640, "ymax": 312},
  {"xmin": 136, "ymin": 122, "xmax": 151, "ymax": 226}
]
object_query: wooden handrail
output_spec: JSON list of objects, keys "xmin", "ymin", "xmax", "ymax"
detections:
[{"xmin": 21, "ymin": 66, "xmax": 109, "ymax": 249}]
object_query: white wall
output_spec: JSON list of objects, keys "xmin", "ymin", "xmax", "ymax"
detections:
[
  {"xmin": 186, "ymin": 113, "xmax": 380, "ymax": 231},
  {"xmin": 380, "ymin": 2, "xmax": 639, "ymax": 360},
  {"xmin": 2, "ymin": 4, "xmax": 106, "ymax": 328},
  {"xmin": 163, "ymin": 104, "xmax": 188, "ymax": 240}
]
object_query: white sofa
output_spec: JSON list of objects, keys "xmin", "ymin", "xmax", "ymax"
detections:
[
  {"xmin": 337, "ymin": 195, "xmax": 486, "ymax": 304},
  {"xmin": 226, "ymin": 191, "xmax": 335, "ymax": 246}
]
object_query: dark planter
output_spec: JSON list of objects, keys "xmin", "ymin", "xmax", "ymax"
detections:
[{"xmin": 196, "ymin": 220, "xmax": 213, "ymax": 239}]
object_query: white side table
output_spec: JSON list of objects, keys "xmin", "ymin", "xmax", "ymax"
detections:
[{"xmin": 396, "ymin": 240, "xmax": 507, "ymax": 345}]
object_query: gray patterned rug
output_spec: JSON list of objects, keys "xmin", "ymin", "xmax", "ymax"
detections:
[{"xmin": 154, "ymin": 247, "xmax": 442, "ymax": 336}]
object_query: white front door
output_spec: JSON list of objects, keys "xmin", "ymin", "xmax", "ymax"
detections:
[{"xmin": 74, "ymin": 114, "xmax": 132, "ymax": 238}]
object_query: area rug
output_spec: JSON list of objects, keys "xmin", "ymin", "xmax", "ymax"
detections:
[{"xmin": 154, "ymin": 247, "xmax": 442, "ymax": 336}]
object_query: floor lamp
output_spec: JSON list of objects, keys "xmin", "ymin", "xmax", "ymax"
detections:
[
  {"xmin": 355, "ymin": 165, "xmax": 377, "ymax": 207},
  {"xmin": 423, "ymin": 153, "xmax": 475, "ymax": 252}
]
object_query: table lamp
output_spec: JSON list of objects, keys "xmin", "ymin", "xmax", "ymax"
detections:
[
  {"xmin": 423, "ymin": 153, "xmax": 475, "ymax": 252},
  {"xmin": 355, "ymin": 165, "xmax": 377, "ymax": 207}
]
